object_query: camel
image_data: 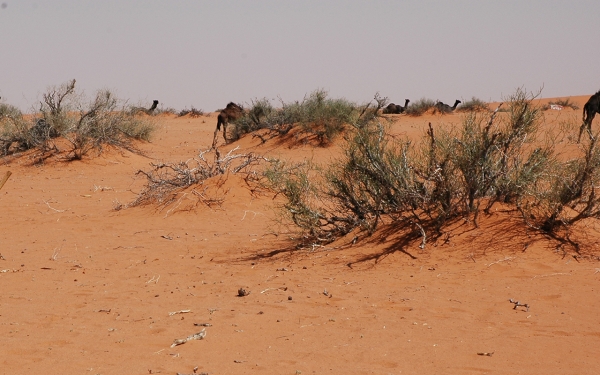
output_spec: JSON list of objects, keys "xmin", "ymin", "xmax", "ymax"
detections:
[
  {"xmin": 435, "ymin": 99, "xmax": 461, "ymax": 113},
  {"xmin": 382, "ymin": 99, "xmax": 410, "ymax": 114},
  {"xmin": 214, "ymin": 102, "xmax": 244, "ymax": 143},
  {"xmin": 132, "ymin": 100, "xmax": 159, "ymax": 115},
  {"xmin": 578, "ymin": 90, "xmax": 600, "ymax": 142}
]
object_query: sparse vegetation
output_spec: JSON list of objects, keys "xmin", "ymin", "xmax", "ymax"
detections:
[
  {"xmin": 542, "ymin": 97, "xmax": 579, "ymax": 111},
  {"xmin": 129, "ymin": 100, "xmax": 159, "ymax": 116},
  {"xmin": 158, "ymin": 106, "xmax": 179, "ymax": 116},
  {"xmin": 228, "ymin": 98, "xmax": 275, "ymax": 141},
  {"xmin": 5, "ymin": 81, "xmax": 597, "ymax": 250},
  {"xmin": 228, "ymin": 90, "xmax": 362, "ymax": 145},
  {"xmin": 177, "ymin": 106, "xmax": 205, "ymax": 117},
  {"xmin": 131, "ymin": 145, "xmax": 265, "ymax": 210},
  {"xmin": 265, "ymin": 87, "xmax": 598, "ymax": 250},
  {"xmin": 265, "ymin": 118, "xmax": 432, "ymax": 245},
  {"xmin": 294, "ymin": 90, "xmax": 357, "ymax": 144},
  {"xmin": 517, "ymin": 130, "xmax": 600, "ymax": 239},
  {"xmin": 433, "ymin": 88, "xmax": 544, "ymax": 224},
  {"xmin": 0, "ymin": 80, "xmax": 156, "ymax": 160},
  {"xmin": 404, "ymin": 98, "xmax": 436, "ymax": 116},
  {"xmin": 0, "ymin": 103, "xmax": 22, "ymax": 118},
  {"xmin": 456, "ymin": 97, "xmax": 490, "ymax": 112}
]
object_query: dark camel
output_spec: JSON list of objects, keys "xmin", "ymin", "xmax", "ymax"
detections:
[
  {"xmin": 383, "ymin": 99, "xmax": 410, "ymax": 114},
  {"xmin": 214, "ymin": 102, "xmax": 244, "ymax": 143},
  {"xmin": 578, "ymin": 90, "xmax": 600, "ymax": 142},
  {"xmin": 435, "ymin": 99, "xmax": 461, "ymax": 113}
]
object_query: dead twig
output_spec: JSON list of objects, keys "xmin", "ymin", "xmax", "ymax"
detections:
[
  {"xmin": 146, "ymin": 275, "xmax": 160, "ymax": 284},
  {"xmin": 509, "ymin": 298, "xmax": 530, "ymax": 311},
  {"xmin": 486, "ymin": 256, "xmax": 514, "ymax": 267},
  {"xmin": 169, "ymin": 309, "xmax": 192, "ymax": 316},
  {"xmin": 241, "ymin": 210, "xmax": 262, "ymax": 220},
  {"xmin": 413, "ymin": 221, "xmax": 426, "ymax": 249},
  {"xmin": 191, "ymin": 188, "xmax": 224, "ymax": 208},
  {"xmin": 260, "ymin": 286, "xmax": 288, "ymax": 294},
  {"xmin": 43, "ymin": 199, "xmax": 66, "ymax": 213},
  {"xmin": 131, "ymin": 145, "xmax": 265, "ymax": 208},
  {"xmin": 171, "ymin": 328, "xmax": 206, "ymax": 348},
  {"xmin": 50, "ymin": 247, "xmax": 60, "ymax": 261},
  {"xmin": 531, "ymin": 272, "xmax": 570, "ymax": 279},
  {"xmin": 0, "ymin": 171, "xmax": 12, "ymax": 191}
]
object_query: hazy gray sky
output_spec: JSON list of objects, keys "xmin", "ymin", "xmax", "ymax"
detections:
[{"xmin": 1, "ymin": 1, "xmax": 598, "ymax": 112}]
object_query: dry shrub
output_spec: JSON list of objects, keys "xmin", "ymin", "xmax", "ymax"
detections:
[
  {"xmin": 0, "ymin": 79, "xmax": 155, "ymax": 160},
  {"xmin": 542, "ymin": 98, "xmax": 579, "ymax": 111},
  {"xmin": 263, "ymin": 159, "xmax": 329, "ymax": 242},
  {"xmin": 456, "ymin": 97, "xmax": 490, "ymax": 112},
  {"xmin": 518, "ymin": 132, "xmax": 600, "ymax": 238},
  {"xmin": 229, "ymin": 90, "xmax": 361, "ymax": 145},
  {"xmin": 266, "ymin": 88, "xmax": 597, "ymax": 251},
  {"xmin": 177, "ymin": 107, "xmax": 205, "ymax": 117},
  {"xmin": 157, "ymin": 107, "xmax": 179, "ymax": 116},
  {"xmin": 264, "ymin": 120, "xmax": 426, "ymax": 246},
  {"xmin": 130, "ymin": 146, "xmax": 265, "ymax": 210},
  {"xmin": 404, "ymin": 98, "xmax": 436, "ymax": 116}
]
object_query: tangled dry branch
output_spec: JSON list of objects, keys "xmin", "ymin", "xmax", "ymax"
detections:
[{"xmin": 129, "ymin": 146, "xmax": 266, "ymax": 209}]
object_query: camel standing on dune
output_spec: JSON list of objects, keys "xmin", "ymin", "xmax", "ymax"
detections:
[
  {"xmin": 214, "ymin": 102, "xmax": 244, "ymax": 143},
  {"xmin": 435, "ymin": 99, "xmax": 461, "ymax": 113},
  {"xmin": 578, "ymin": 91, "xmax": 600, "ymax": 142},
  {"xmin": 383, "ymin": 99, "xmax": 410, "ymax": 114}
]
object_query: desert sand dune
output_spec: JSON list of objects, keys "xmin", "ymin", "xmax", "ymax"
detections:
[{"xmin": 0, "ymin": 95, "xmax": 599, "ymax": 374}]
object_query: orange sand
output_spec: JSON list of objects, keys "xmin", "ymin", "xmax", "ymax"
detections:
[{"xmin": 1, "ymin": 95, "xmax": 599, "ymax": 374}]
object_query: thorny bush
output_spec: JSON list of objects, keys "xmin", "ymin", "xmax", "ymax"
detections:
[
  {"xmin": 130, "ymin": 146, "xmax": 266, "ymax": 210},
  {"xmin": 266, "ymin": 88, "xmax": 600, "ymax": 250},
  {"xmin": 229, "ymin": 89, "xmax": 372, "ymax": 145},
  {"xmin": 0, "ymin": 79, "xmax": 155, "ymax": 160}
]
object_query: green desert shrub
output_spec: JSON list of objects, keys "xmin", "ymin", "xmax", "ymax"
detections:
[
  {"xmin": 265, "ymin": 87, "xmax": 594, "ymax": 248},
  {"xmin": 404, "ymin": 98, "xmax": 436, "ymax": 116},
  {"xmin": 517, "ymin": 132, "xmax": 600, "ymax": 235},
  {"xmin": 0, "ymin": 105, "xmax": 37, "ymax": 154},
  {"xmin": 456, "ymin": 97, "xmax": 489, "ymax": 112},
  {"xmin": 157, "ymin": 107, "xmax": 179, "ymax": 116},
  {"xmin": 430, "ymin": 88, "xmax": 546, "ymax": 223},
  {"xmin": 0, "ymin": 79, "xmax": 156, "ymax": 159},
  {"xmin": 0, "ymin": 103, "xmax": 22, "ymax": 118},
  {"xmin": 264, "ymin": 159, "xmax": 329, "ymax": 241},
  {"xmin": 295, "ymin": 89, "xmax": 357, "ymax": 143},
  {"xmin": 229, "ymin": 98, "xmax": 276, "ymax": 141},
  {"xmin": 325, "ymin": 121, "xmax": 423, "ymax": 231},
  {"xmin": 230, "ymin": 90, "xmax": 359, "ymax": 144},
  {"xmin": 66, "ymin": 90, "xmax": 155, "ymax": 159},
  {"xmin": 541, "ymin": 97, "xmax": 579, "ymax": 111},
  {"xmin": 264, "ymin": 119, "xmax": 427, "ymax": 245},
  {"xmin": 177, "ymin": 106, "xmax": 204, "ymax": 117}
]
